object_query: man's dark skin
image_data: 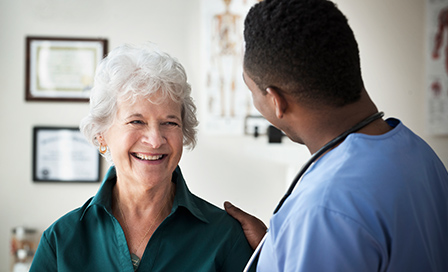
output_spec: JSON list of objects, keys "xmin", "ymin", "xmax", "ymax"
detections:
[{"xmin": 224, "ymin": 70, "xmax": 392, "ymax": 250}]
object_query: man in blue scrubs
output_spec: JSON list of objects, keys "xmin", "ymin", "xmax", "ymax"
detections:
[{"xmin": 225, "ymin": 0, "xmax": 448, "ymax": 271}]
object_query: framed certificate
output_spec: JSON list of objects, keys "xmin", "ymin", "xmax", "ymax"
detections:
[
  {"xmin": 25, "ymin": 36, "xmax": 108, "ymax": 102},
  {"xmin": 33, "ymin": 127, "xmax": 101, "ymax": 182}
]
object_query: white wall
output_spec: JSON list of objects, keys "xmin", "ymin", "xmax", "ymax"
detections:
[{"xmin": 1, "ymin": 0, "xmax": 446, "ymax": 270}]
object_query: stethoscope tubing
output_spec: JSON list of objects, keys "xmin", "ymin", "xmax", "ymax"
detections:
[
  {"xmin": 243, "ymin": 232, "xmax": 268, "ymax": 272},
  {"xmin": 243, "ymin": 111, "xmax": 385, "ymax": 272},
  {"xmin": 274, "ymin": 111, "xmax": 384, "ymax": 214}
]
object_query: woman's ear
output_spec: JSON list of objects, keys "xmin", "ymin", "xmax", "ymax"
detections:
[
  {"xmin": 266, "ymin": 87, "xmax": 288, "ymax": 119},
  {"xmin": 96, "ymin": 134, "xmax": 106, "ymax": 145}
]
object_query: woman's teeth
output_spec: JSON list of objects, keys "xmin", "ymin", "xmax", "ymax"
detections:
[{"xmin": 134, "ymin": 153, "xmax": 164, "ymax": 161}]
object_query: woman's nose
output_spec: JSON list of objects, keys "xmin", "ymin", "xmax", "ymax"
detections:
[{"xmin": 142, "ymin": 126, "xmax": 167, "ymax": 148}]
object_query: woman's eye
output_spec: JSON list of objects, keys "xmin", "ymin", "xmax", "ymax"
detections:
[
  {"xmin": 164, "ymin": 122, "xmax": 180, "ymax": 127},
  {"xmin": 129, "ymin": 120, "xmax": 144, "ymax": 125}
]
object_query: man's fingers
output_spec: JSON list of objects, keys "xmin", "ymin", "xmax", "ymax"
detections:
[
  {"xmin": 224, "ymin": 201, "xmax": 268, "ymax": 249},
  {"xmin": 224, "ymin": 201, "xmax": 250, "ymax": 223}
]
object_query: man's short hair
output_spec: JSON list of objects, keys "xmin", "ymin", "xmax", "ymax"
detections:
[{"xmin": 244, "ymin": 0, "xmax": 364, "ymax": 107}]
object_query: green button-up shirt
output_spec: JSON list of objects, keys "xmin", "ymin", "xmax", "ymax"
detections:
[{"xmin": 30, "ymin": 166, "xmax": 254, "ymax": 272}]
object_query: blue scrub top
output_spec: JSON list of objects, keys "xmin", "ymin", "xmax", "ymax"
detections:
[{"xmin": 258, "ymin": 119, "xmax": 448, "ymax": 271}]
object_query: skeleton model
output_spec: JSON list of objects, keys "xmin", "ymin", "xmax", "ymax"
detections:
[
  {"xmin": 208, "ymin": 0, "xmax": 242, "ymax": 117},
  {"xmin": 432, "ymin": 6, "xmax": 448, "ymax": 98},
  {"xmin": 433, "ymin": 6, "xmax": 448, "ymax": 76}
]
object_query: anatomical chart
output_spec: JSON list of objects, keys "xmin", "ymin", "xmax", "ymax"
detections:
[
  {"xmin": 202, "ymin": 0, "xmax": 262, "ymax": 134},
  {"xmin": 427, "ymin": 0, "xmax": 448, "ymax": 135}
]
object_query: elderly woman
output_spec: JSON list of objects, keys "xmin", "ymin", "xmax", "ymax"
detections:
[{"xmin": 30, "ymin": 44, "xmax": 254, "ymax": 272}]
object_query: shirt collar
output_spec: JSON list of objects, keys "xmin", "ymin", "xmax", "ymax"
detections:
[
  {"xmin": 171, "ymin": 166, "xmax": 209, "ymax": 223},
  {"xmin": 80, "ymin": 166, "xmax": 208, "ymax": 223}
]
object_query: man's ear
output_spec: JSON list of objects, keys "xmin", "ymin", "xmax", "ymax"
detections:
[{"xmin": 266, "ymin": 87, "xmax": 288, "ymax": 119}]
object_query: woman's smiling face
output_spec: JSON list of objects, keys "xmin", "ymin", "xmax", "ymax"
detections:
[{"xmin": 100, "ymin": 92, "xmax": 183, "ymax": 187}]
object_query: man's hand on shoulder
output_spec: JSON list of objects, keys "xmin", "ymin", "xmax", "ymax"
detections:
[{"xmin": 224, "ymin": 201, "xmax": 268, "ymax": 250}]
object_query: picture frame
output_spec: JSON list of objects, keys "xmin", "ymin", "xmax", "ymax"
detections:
[
  {"xmin": 25, "ymin": 36, "xmax": 108, "ymax": 102},
  {"xmin": 32, "ymin": 126, "xmax": 101, "ymax": 182}
]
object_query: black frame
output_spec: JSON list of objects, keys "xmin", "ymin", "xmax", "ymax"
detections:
[
  {"xmin": 32, "ymin": 126, "xmax": 101, "ymax": 182},
  {"xmin": 25, "ymin": 36, "xmax": 108, "ymax": 102}
]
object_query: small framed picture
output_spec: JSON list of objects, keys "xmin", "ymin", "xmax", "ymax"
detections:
[
  {"xmin": 32, "ymin": 127, "xmax": 101, "ymax": 182},
  {"xmin": 25, "ymin": 36, "xmax": 108, "ymax": 102}
]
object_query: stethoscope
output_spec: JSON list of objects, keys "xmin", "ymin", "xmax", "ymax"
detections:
[{"xmin": 243, "ymin": 111, "xmax": 385, "ymax": 272}]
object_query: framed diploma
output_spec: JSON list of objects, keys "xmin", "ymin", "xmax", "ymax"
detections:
[
  {"xmin": 33, "ymin": 127, "xmax": 101, "ymax": 182},
  {"xmin": 25, "ymin": 36, "xmax": 108, "ymax": 102}
]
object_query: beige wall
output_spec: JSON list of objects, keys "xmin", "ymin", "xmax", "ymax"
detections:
[{"xmin": 0, "ymin": 0, "xmax": 446, "ymax": 270}]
